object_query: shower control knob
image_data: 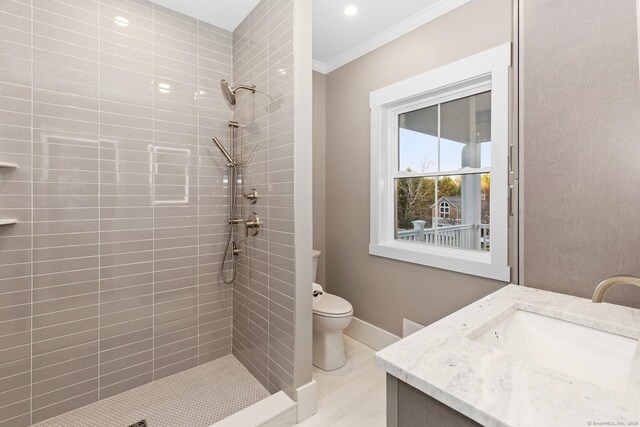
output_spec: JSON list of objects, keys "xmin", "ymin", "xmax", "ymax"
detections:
[
  {"xmin": 243, "ymin": 189, "xmax": 259, "ymax": 204},
  {"xmin": 245, "ymin": 212, "xmax": 261, "ymax": 237},
  {"xmin": 232, "ymin": 242, "xmax": 242, "ymax": 256}
]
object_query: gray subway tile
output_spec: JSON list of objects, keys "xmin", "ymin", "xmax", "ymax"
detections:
[{"xmin": 0, "ymin": 0, "xmax": 297, "ymax": 423}]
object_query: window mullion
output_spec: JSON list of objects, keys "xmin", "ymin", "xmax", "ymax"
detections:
[{"xmin": 395, "ymin": 167, "xmax": 491, "ymax": 179}]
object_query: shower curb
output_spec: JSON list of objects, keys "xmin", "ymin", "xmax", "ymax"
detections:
[{"xmin": 210, "ymin": 391, "xmax": 296, "ymax": 427}]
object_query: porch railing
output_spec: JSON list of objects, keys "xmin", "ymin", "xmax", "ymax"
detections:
[{"xmin": 397, "ymin": 221, "xmax": 490, "ymax": 250}]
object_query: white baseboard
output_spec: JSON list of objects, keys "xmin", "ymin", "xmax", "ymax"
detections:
[
  {"xmin": 295, "ymin": 379, "xmax": 317, "ymax": 422},
  {"xmin": 344, "ymin": 317, "xmax": 401, "ymax": 350},
  {"xmin": 211, "ymin": 391, "xmax": 296, "ymax": 427},
  {"xmin": 402, "ymin": 318, "xmax": 426, "ymax": 338}
]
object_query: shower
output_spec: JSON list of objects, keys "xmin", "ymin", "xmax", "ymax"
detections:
[
  {"xmin": 2, "ymin": 0, "xmax": 304, "ymax": 425},
  {"xmin": 220, "ymin": 78, "xmax": 256, "ymax": 106},
  {"xmin": 213, "ymin": 80, "xmax": 264, "ymax": 284},
  {"xmin": 212, "ymin": 136, "xmax": 236, "ymax": 167},
  {"xmin": 213, "ymin": 121, "xmax": 242, "ymax": 285}
]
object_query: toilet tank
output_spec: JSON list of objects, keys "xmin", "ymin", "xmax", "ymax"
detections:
[{"xmin": 312, "ymin": 250, "xmax": 321, "ymax": 282}]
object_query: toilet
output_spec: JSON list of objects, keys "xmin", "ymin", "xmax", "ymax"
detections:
[{"xmin": 312, "ymin": 250, "xmax": 353, "ymax": 371}]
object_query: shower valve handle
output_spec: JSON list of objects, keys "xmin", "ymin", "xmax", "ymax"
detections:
[
  {"xmin": 245, "ymin": 212, "xmax": 261, "ymax": 237},
  {"xmin": 243, "ymin": 189, "xmax": 259, "ymax": 204},
  {"xmin": 232, "ymin": 243, "xmax": 242, "ymax": 256}
]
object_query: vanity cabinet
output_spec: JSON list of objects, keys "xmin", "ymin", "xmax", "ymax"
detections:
[{"xmin": 386, "ymin": 376, "xmax": 480, "ymax": 427}]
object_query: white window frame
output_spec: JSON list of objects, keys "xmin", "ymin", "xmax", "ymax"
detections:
[
  {"xmin": 439, "ymin": 201, "xmax": 450, "ymax": 218},
  {"xmin": 369, "ymin": 43, "xmax": 511, "ymax": 281}
]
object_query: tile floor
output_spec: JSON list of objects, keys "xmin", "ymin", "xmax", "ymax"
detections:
[
  {"xmin": 296, "ymin": 335, "xmax": 386, "ymax": 427},
  {"xmin": 32, "ymin": 355, "xmax": 269, "ymax": 427},
  {"xmin": 30, "ymin": 336, "xmax": 384, "ymax": 427}
]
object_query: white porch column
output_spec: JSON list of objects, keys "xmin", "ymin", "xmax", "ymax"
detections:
[
  {"xmin": 412, "ymin": 220, "xmax": 426, "ymax": 242},
  {"xmin": 461, "ymin": 96, "xmax": 481, "ymax": 249}
]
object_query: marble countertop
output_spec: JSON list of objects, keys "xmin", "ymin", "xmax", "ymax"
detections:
[{"xmin": 375, "ymin": 285, "xmax": 640, "ymax": 426}]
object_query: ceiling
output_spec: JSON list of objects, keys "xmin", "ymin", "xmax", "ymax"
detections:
[
  {"xmin": 312, "ymin": 0, "xmax": 469, "ymax": 73},
  {"xmin": 150, "ymin": 0, "xmax": 261, "ymax": 32},
  {"xmin": 149, "ymin": 0, "xmax": 469, "ymax": 73}
]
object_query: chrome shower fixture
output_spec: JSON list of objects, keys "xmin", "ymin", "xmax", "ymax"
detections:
[
  {"xmin": 212, "ymin": 137, "xmax": 236, "ymax": 168},
  {"xmin": 220, "ymin": 79, "xmax": 256, "ymax": 106}
]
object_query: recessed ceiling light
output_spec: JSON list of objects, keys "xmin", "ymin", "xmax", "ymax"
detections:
[
  {"xmin": 344, "ymin": 5, "xmax": 358, "ymax": 16},
  {"xmin": 114, "ymin": 16, "xmax": 129, "ymax": 27},
  {"xmin": 158, "ymin": 83, "xmax": 171, "ymax": 94}
]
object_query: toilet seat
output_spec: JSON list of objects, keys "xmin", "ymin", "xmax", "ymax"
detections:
[{"xmin": 313, "ymin": 293, "xmax": 353, "ymax": 318}]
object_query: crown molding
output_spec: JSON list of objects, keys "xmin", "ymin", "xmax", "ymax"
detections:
[
  {"xmin": 312, "ymin": 59, "xmax": 329, "ymax": 74},
  {"xmin": 312, "ymin": 0, "xmax": 470, "ymax": 75}
]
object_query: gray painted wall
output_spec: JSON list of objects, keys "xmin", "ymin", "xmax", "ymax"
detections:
[
  {"xmin": 313, "ymin": 71, "xmax": 326, "ymax": 286},
  {"xmin": 317, "ymin": 0, "xmax": 640, "ymax": 340},
  {"xmin": 322, "ymin": 0, "xmax": 513, "ymax": 336},
  {"xmin": 520, "ymin": 0, "xmax": 640, "ymax": 307}
]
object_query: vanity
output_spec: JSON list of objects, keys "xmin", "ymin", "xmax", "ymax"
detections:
[{"xmin": 375, "ymin": 285, "xmax": 640, "ymax": 426}]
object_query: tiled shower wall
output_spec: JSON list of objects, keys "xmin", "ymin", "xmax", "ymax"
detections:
[
  {"xmin": 231, "ymin": 0, "xmax": 296, "ymax": 397},
  {"xmin": 0, "ymin": 0, "xmax": 238, "ymax": 424}
]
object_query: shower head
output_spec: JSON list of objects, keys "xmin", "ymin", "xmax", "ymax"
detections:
[
  {"xmin": 220, "ymin": 80, "xmax": 235, "ymax": 106},
  {"xmin": 220, "ymin": 79, "xmax": 257, "ymax": 107}
]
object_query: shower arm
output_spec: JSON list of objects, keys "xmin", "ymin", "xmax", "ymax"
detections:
[
  {"xmin": 212, "ymin": 137, "xmax": 236, "ymax": 168},
  {"xmin": 233, "ymin": 84, "xmax": 256, "ymax": 94}
]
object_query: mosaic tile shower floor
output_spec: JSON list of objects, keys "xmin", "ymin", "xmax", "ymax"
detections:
[{"xmin": 32, "ymin": 355, "xmax": 270, "ymax": 427}]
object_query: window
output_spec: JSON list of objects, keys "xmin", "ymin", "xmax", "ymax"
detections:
[
  {"xmin": 439, "ymin": 201, "xmax": 450, "ymax": 218},
  {"xmin": 369, "ymin": 44, "xmax": 511, "ymax": 281},
  {"xmin": 396, "ymin": 91, "xmax": 491, "ymax": 250}
]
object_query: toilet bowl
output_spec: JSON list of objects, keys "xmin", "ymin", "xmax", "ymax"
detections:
[
  {"xmin": 312, "ymin": 292, "xmax": 353, "ymax": 370},
  {"xmin": 312, "ymin": 250, "xmax": 353, "ymax": 371}
]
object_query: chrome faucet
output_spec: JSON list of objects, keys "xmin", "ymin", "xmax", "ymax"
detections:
[{"xmin": 592, "ymin": 276, "xmax": 640, "ymax": 303}]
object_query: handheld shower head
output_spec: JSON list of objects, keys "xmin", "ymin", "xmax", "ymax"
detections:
[
  {"xmin": 212, "ymin": 137, "xmax": 236, "ymax": 168},
  {"xmin": 220, "ymin": 79, "xmax": 256, "ymax": 107}
]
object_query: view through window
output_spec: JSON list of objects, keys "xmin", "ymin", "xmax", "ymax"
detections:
[{"xmin": 395, "ymin": 91, "xmax": 491, "ymax": 251}]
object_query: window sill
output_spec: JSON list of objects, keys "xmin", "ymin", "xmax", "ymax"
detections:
[{"xmin": 369, "ymin": 240, "xmax": 510, "ymax": 281}]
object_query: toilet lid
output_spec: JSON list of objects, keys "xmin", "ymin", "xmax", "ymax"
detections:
[{"xmin": 313, "ymin": 293, "xmax": 353, "ymax": 316}]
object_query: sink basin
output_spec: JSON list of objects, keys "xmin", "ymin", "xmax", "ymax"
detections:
[{"xmin": 473, "ymin": 309, "xmax": 639, "ymax": 392}]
